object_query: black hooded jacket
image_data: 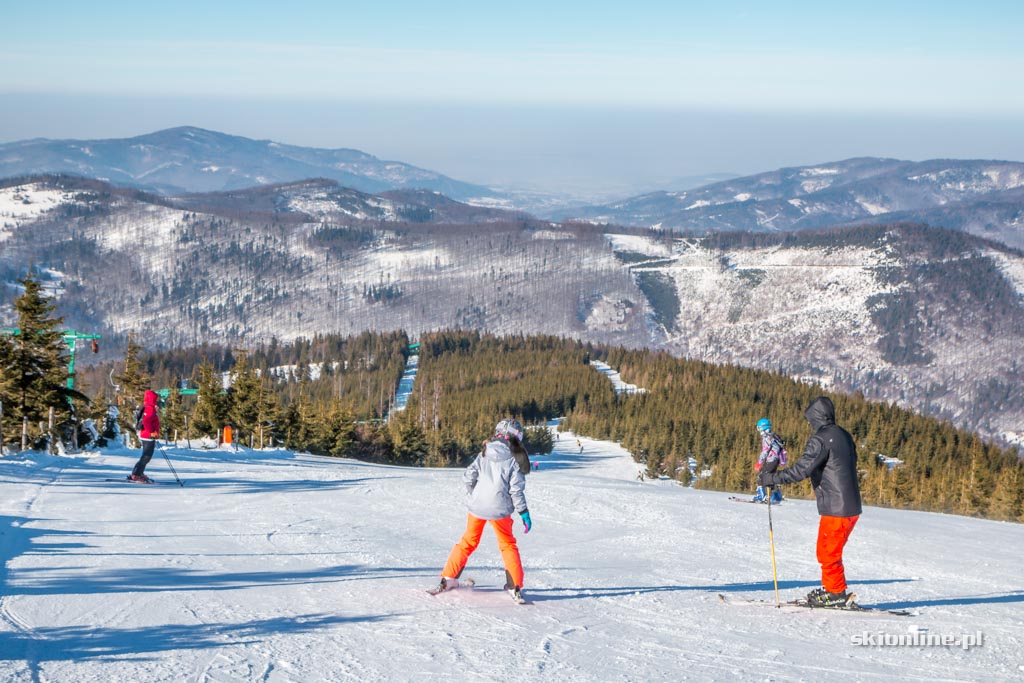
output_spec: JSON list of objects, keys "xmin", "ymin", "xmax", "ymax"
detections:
[{"xmin": 762, "ymin": 396, "xmax": 862, "ymax": 517}]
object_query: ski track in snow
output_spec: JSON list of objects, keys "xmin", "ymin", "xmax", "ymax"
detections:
[{"xmin": 1, "ymin": 435, "xmax": 1022, "ymax": 682}]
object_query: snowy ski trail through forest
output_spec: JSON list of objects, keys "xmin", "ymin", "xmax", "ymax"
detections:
[{"xmin": 1, "ymin": 432, "xmax": 1022, "ymax": 681}]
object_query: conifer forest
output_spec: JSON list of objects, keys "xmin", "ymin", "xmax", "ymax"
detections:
[{"xmin": 3, "ymin": 273, "xmax": 1021, "ymax": 523}]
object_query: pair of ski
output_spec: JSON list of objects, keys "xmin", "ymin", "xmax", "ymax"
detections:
[
  {"xmin": 719, "ymin": 593, "xmax": 913, "ymax": 616},
  {"xmin": 427, "ymin": 578, "xmax": 528, "ymax": 605},
  {"xmin": 728, "ymin": 496, "xmax": 780, "ymax": 505},
  {"xmin": 104, "ymin": 477, "xmax": 177, "ymax": 486}
]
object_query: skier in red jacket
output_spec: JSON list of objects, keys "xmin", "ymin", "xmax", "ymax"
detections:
[{"xmin": 129, "ymin": 390, "xmax": 160, "ymax": 483}]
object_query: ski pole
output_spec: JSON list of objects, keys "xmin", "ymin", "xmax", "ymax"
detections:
[
  {"xmin": 160, "ymin": 446, "xmax": 184, "ymax": 487},
  {"xmin": 767, "ymin": 486, "xmax": 780, "ymax": 607}
]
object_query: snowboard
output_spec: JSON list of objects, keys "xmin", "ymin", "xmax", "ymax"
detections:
[
  {"xmin": 427, "ymin": 578, "xmax": 529, "ymax": 604},
  {"xmin": 718, "ymin": 593, "xmax": 913, "ymax": 616},
  {"xmin": 426, "ymin": 577, "xmax": 475, "ymax": 595}
]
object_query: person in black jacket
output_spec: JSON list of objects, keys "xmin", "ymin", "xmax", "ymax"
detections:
[{"xmin": 759, "ymin": 396, "xmax": 862, "ymax": 608}]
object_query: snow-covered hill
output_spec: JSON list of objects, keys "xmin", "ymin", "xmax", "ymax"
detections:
[
  {"xmin": 0, "ymin": 127, "xmax": 501, "ymax": 202},
  {"xmin": 168, "ymin": 179, "xmax": 527, "ymax": 225},
  {"xmin": 561, "ymin": 158, "xmax": 1024, "ymax": 250},
  {"xmin": 1, "ymin": 434, "xmax": 1021, "ymax": 681},
  {"xmin": 2, "ymin": 175, "xmax": 1024, "ymax": 443}
]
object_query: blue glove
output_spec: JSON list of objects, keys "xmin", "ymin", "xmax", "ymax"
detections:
[{"xmin": 519, "ymin": 510, "xmax": 532, "ymax": 534}]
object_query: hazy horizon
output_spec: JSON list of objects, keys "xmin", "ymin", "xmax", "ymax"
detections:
[{"xmin": 3, "ymin": 1, "xmax": 1023, "ymax": 199}]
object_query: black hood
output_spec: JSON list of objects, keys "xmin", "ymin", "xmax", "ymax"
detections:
[{"xmin": 805, "ymin": 396, "xmax": 836, "ymax": 431}]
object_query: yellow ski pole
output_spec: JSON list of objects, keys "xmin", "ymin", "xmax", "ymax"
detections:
[{"xmin": 768, "ymin": 486, "xmax": 780, "ymax": 607}]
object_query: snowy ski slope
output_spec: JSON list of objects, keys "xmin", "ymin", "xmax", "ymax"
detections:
[{"xmin": 1, "ymin": 432, "xmax": 1022, "ymax": 682}]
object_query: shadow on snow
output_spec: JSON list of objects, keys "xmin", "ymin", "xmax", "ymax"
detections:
[
  {"xmin": 0, "ymin": 612, "xmax": 389, "ymax": 664},
  {"xmin": 530, "ymin": 448, "xmax": 625, "ymax": 472},
  {"xmin": 872, "ymin": 590, "xmax": 1024, "ymax": 610},
  {"xmin": 7, "ymin": 564, "xmax": 443, "ymax": 597},
  {"xmin": 42, "ymin": 454, "xmax": 393, "ymax": 493},
  {"xmin": 525, "ymin": 577, "xmax": 919, "ymax": 603}
]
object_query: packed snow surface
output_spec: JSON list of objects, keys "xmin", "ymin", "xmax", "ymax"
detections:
[
  {"xmin": 590, "ymin": 360, "xmax": 645, "ymax": 395},
  {"xmin": 1, "ymin": 433, "xmax": 1021, "ymax": 681},
  {"xmin": 0, "ymin": 185, "xmax": 72, "ymax": 222},
  {"xmin": 604, "ymin": 234, "xmax": 671, "ymax": 257},
  {"xmin": 988, "ymin": 249, "xmax": 1024, "ymax": 300}
]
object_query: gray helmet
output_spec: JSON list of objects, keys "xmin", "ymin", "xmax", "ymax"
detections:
[{"xmin": 494, "ymin": 418, "xmax": 524, "ymax": 442}]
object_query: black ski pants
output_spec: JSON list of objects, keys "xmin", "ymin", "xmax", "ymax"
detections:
[{"xmin": 133, "ymin": 438, "xmax": 157, "ymax": 477}]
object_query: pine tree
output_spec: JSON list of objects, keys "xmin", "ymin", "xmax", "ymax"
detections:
[
  {"xmin": 956, "ymin": 443, "xmax": 992, "ymax": 517},
  {"xmin": 390, "ymin": 412, "xmax": 428, "ymax": 465},
  {"xmin": 0, "ymin": 334, "xmax": 14, "ymax": 451},
  {"xmin": 163, "ymin": 388, "xmax": 186, "ymax": 441},
  {"xmin": 0, "ymin": 333, "xmax": 12, "ymax": 450},
  {"xmin": 1, "ymin": 274, "xmax": 85, "ymax": 450},
  {"xmin": 228, "ymin": 352, "xmax": 272, "ymax": 446},
  {"xmin": 278, "ymin": 375, "xmax": 318, "ymax": 452},
  {"xmin": 524, "ymin": 425, "xmax": 554, "ymax": 455},
  {"xmin": 321, "ymin": 400, "xmax": 356, "ymax": 457},
  {"xmin": 192, "ymin": 361, "xmax": 228, "ymax": 438},
  {"xmin": 987, "ymin": 465, "xmax": 1023, "ymax": 522}
]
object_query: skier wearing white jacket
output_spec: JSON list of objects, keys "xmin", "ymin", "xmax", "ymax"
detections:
[
  {"xmin": 436, "ymin": 418, "xmax": 532, "ymax": 602},
  {"xmin": 465, "ymin": 437, "xmax": 528, "ymax": 519}
]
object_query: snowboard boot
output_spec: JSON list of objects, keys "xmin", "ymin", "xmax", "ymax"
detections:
[
  {"xmin": 427, "ymin": 576, "xmax": 473, "ymax": 595},
  {"xmin": 806, "ymin": 587, "xmax": 850, "ymax": 608}
]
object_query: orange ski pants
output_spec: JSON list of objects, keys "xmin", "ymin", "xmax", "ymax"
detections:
[
  {"xmin": 816, "ymin": 514, "xmax": 859, "ymax": 593},
  {"xmin": 443, "ymin": 514, "xmax": 524, "ymax": 588}
]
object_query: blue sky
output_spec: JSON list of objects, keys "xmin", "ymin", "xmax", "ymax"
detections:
[{"xmin": 2, "ymin": 1, "xmax": 1023, "ymax": 196}]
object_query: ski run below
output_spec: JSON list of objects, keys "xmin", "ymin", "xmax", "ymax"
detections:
[{"xmin": 1, "ymin": 431, "xmax": 1022, "ymax": 682}]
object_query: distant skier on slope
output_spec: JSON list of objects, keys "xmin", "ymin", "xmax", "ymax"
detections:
[
  {"xmin": 751, "ymin": 418, "xmax": 786, "ymax": 504},
  {"xmin": 434, "ymin": 418, "xmax": 532, "ymax": 604},
  {"xmin": 128, "ymin": 390, "xmax": 160, "ymax": 483},
  {"xmin": 758, "ymin": 396, "xmax": 862, "ymax": 608}
]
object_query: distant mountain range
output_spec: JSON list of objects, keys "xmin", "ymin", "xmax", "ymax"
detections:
[
  {"xmin": 2, "ymin": 174, "xmax": 1023, "ymax": 446},
  {"xmin": 3, "ymin": 133, "xmax": 1024, "ymax": 446},
  {"xmin": 169, "ymin": 178, "xmax": 527, "ymax": 225},
  {"xmin": 559, "ymin": 157, "xmax": 1024, "ymax": 249},
  {"xmin": 4, "ymin": 130, "xmax": 1024, "ymax": 249},
  {"xmin": 0, "ymin": 126, "xmax": 501, "ymax": 202}
]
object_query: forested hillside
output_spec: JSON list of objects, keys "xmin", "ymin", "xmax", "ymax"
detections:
[
  {"xmin": 564, "ymin": 345, "xmax": 1024, "ymax": 521},
  {"xmin": 61, "ymin": 330, "xmax": 1024, "ymax": 522},
  {"xmin": 4, "ymin": 175, "xmax": 1024, "ymax": 445}
]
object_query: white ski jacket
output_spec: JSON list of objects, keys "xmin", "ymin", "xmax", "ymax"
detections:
[{"xmin": 464, "ymin": 439, "xmax": 528, "ymax": 520}]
